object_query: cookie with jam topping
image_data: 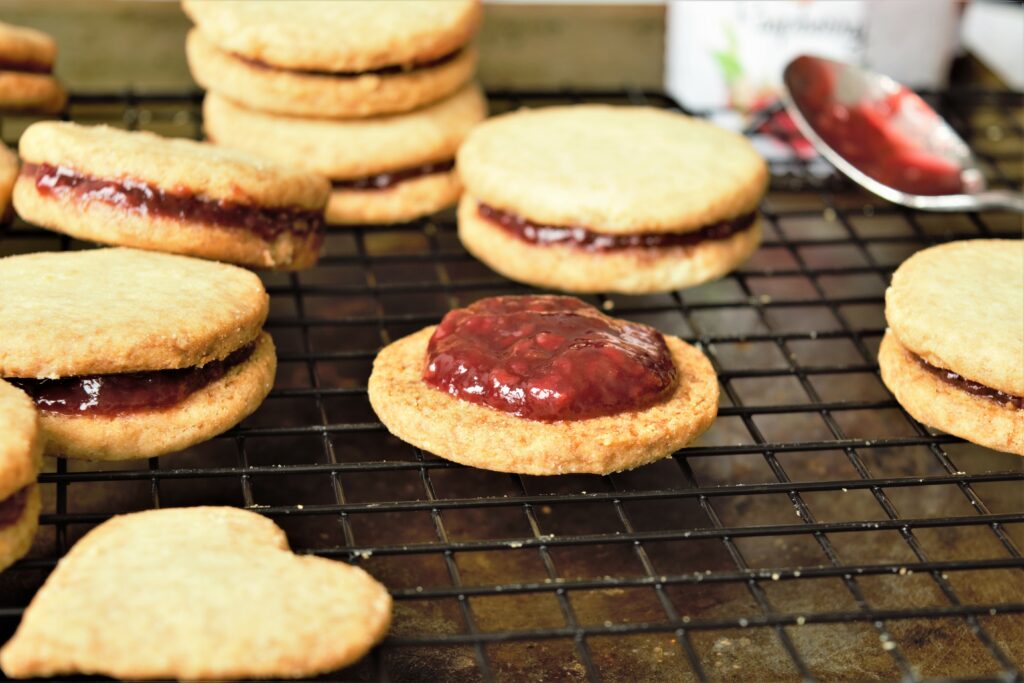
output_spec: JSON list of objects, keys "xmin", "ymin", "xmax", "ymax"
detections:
[
  {"xmin": 13, "ymin": 122, "xmax": 330, "ymax": 270},
  {"xmin": 203, "ymin": 83, "xmax": 487, "ymax": 225},
  {"xmin": 0, "ymin": 22, "xmax": 66, "ymax": 113},
  {"xmin": 182, "ymin": 0, "xmax": 481, "ymax": 119},
  {"xmin": 0, "ymin": 380, "xmax": 41, "ymax": 573},
  {"xmin": 456, "ymin": 105, "xmax": 768, "ymax": 293},
  {"xmin": 879, "ymin": 239, "xmax": 1023, "ymax": 455},
  {"xmin": 368, "ymin": 295, "xmax": 719, "ymax": 475},
  {"xmin": 0, "ymin": 248, "xmax": 276, "ymax": 460}
]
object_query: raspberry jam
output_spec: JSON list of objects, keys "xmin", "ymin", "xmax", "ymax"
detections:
[
  {"xmin": 424, "ymin": 296, "xmax": 677, "ymax": 421},
  {"xmin": 0, "ymin": 487, "xmax": 30, "ymax": 527},
  {"xmin": 234, "ymin": 48, "xmax": 461, "ymax": 77},
  {"xmin": 478, "ymin": 203, "xmax": 757, "ymax": 252},
  {"xmin": 332, "ymin": 159, "xmax": 454, "ymax": 191},
  {"xmin": 7, "ymin": 343, "xmax": 255, "ymax": 417},
  {"xmin": 916, "ymin": 356, "xmax": 1023, "ymax": 409},
  {"xmin": 22, "ymin": 163, "xmax": 324, "ymax": 241},
  {"xmin": 0, "ymin": 58, "xmax": 52, "ymax": 74}
]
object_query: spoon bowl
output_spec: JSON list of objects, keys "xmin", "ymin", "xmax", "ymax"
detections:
[{"xmin": 781, "ymin": 55, "xmax": 1024, "ymax": 213}]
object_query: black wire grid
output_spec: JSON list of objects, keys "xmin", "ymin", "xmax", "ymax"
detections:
[{"xmin": 0, "ymin": 88, "xmax": 1022, "ymax": 683}]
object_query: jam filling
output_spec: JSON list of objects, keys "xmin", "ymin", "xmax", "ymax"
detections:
[
  {"xmin": 332, "ymin": 159, "xmax": 455, "ymax": 191},
  {"xmin": 7, "ymin": 342, "xmax": 255, "ymax": 417},
  {"xmin": 22, "ymin": 163, "xmax": 324, "ymax": 241},
  {"xmin": 916, "ymin": 355, "xmax": 1023, "ymax": 409},
  {"xmin": 424, "ymin": 295, "xmax": 677, "ymax": 421},
  {"xmin": 235, "ymin": 48, "xmax": 462, "ymax": 78},
  {"xmin": 0, "ymin": 58, "xmax": 52, "ymax": 74},
  {"xmin": 478, "ymin": 203, "xmax": 757, "ymax": 252},
  {"xmin": 0, "ymin": 487, "xmax": 30, "ymax": 527}
]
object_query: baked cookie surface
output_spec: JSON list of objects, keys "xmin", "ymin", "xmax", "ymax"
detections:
[
  {"xmin": 187, "ymin": 29, "xmax": 478, "ymax": 119},
  {"xmin": 885, "ymin": 239, "xmax": 1023, "ymax": 396},
  {"xmin": 204, "ymin": 84, "xmax": 485, "ymax": 224},
  {"xmin": 459, "ymin": 196, "xmax": 763, "ymax": 294},
  {"xmin": 0, "ymin": 248, "xmax": 268, "ymax": 379},
  {"xmin": 182, "ymin": 0, "xmax": 481, "ymax": 72},
  {"xmin": 0, "ymin": 380, "xmax": 41, "ymax": 572},
  {"xmin": 204, "ymin": 84, "xmax": 486, "ymax": 180},
  {"xmin": 457, "ymin": 104, "xmax": 767, "ymax": 234},
  {"xmin": 0, "ymin": 22, "xmax": 65, "ymax": 113},
  {"xmin": 0, "ymin": 506, "xmax": 392, "ymax": 680},
  {"xmin": 879, "ymin": 332, "xmax": 1022, "ymax": 456},
  {"xmin": 15, "ymin": 122, "xmax": 329, "ymax": 268},
  {"xmin": 368, "ymin": 297, "xmax": 719, "ymax": 475},
  {"xmin": 0, "ymin": 141, "xmax": 17, "ymax": 219}
]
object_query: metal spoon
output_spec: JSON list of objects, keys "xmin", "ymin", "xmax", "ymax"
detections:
[{"xmin": 781, "ymin": 54, "xmax": 1024, "ymax": 213}]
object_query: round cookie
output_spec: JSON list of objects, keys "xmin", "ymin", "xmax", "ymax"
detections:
[
  {"xmin": 456, "ymin": 105, "xmax": 768, "ymax": 293},
  {"xmin": 0, "ymin": 141, "xmax": 17, "ymax": 221},
  {"xmin": 182, "ymin": 0, "xmax": 481, "ymax": 72},
  {"xmin": 0, "ymin": 380, "xmax": 42, "ymax": 573},
  {"xmin": 14, "ymin": 122, "xmax": 330, "ymax": 270},
  {"xmin": 459, "ymin": 196, "xmax": 763, "ymax": 294},
  {"xmin": 186, "ymin": 29, "xmax": 478, "ymax": 119},
  {"xmin": 0, "ymin": 248, "xmax": 276, "ymax": 460},
  {"xmin": 204, "ymin": 84, "xmax": 486, "ymax": 225},
  {"xmin": 0, "ymin": 506, "xmax": 392, "ymax": 680},
  {"xmin": 880, "ymin": 239, "xmax": 1023, "ymax": 455},
  {"xmin": 0, "ymin": 22, "xmax": 66, "ymax": 114},
  {"xmin": 368, "ymin": 329, "xmax": 719, "ymax": 476}
]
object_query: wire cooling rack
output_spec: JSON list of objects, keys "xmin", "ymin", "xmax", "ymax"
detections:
[{"xmin": 0, "ymin": 87, "xmax": 1022, "ymax": 683}]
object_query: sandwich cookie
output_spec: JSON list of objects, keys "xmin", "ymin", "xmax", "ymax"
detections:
[
  {"xmin": 182, "ymin": 0, "xmax": 480, "ymax": 119},
  {"xmin": 0, "ymin": 248, "xmax": 276, "ymax": 460},
  {"xmin": 457, "ymin": 105, "xmax": 768, "ymax": 293},
  {"xmin": 0, "ymin": 22, "xmax": 66, "ymax": 113},
  {"xmin": 368, "ymin": 295, "xmax": 719, "ymax": 475},
  {"xmin": 0, "ymin": 380, "xmax": 42, "ymax": 573},
  {"xmin": 14, "ymin": 122, "xmax": 330, "ymax": 270},
  {"xmin": 879, "ymin": 239, "xmax": 1024, "ymax": 455},
  {"xmin": 0, "ymin": 506, "xmax": 392, "ymax": 680},
  {"xmin": 204, "ymin": 83, "xmax": 487, "ymax": 225},
  {"xmin": 0, "ymin": 141, "xmax": 17, "ymax": 221}
]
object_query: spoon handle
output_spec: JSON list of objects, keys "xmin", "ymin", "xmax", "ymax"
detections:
[{"xmin": 970, "ymin": 190, "xmax": 1024, "ymax": 213}]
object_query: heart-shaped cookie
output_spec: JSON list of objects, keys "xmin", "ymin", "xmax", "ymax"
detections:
[{"xmin": 0, "ymin": 507, "xmax": 391, "ymax": 680}]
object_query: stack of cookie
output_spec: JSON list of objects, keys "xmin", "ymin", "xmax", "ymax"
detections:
[
  {"xmin": 184, "ymin": 0, "xmax": 488, "ymax": 225},
  {"xmin": 0, "ymin": 21, "xmax": 66, "ymax": 114}
]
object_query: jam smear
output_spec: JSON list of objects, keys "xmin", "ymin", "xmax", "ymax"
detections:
[
  {"xmin": 916, "ymin": 355, "xmax": 1023, "ymax": 410},
  {"xmin": 424, "ymin": 295, "xmax": 677, "ymax": 421},
  {"xmin": 787, "ymin": 56, "xmax": 966, "ymax": 196},
  {"xmin": 479, "ymin": 203, "xmax": 757, "ymax": 252},
  {"xmin": 0, "ymin": 58, "xmax": 52, "ymax": 74},
  {"xmin": 332, "ymin": 159, "xmax": 455, "ymax": 192},
  {"xmin": 7, "ymin": 342, "xmax": 255, "ymax": 417},
  {"xmin": 235, "ymin": 48, "xmax": 462, "ymax": 78},
  {"xmin": 0, "ymin": 487, "xmax": 30, "ymax": 527},
  {"xmin": 22, "ymin": 163, "xmax": 324, "ymax": 241}
]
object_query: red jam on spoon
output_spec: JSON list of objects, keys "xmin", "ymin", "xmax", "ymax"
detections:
[{"xmin": 424, "ymin": 296, "xmax": 677, "ymax": 421}]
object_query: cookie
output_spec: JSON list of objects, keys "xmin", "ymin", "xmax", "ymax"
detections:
[
  {"xmin": 880, "ymin": 239, "xmax": 1023, "ymax": 455},
  {"xmin": 0, "ymin": 22, "xmax": 66, "ymax": 113},
  {"xmin": 456, "ymin": 105, "xmax": 768, "ymax": 293},
  {"xmin": 0, "ymin": 141, "xmax": 17, "ymax": 221},
  {"xmin": 368, "ymin": 295, "xmax": 719, "ymax": 475},
  {"xmin": 186, "ymin": 28, "xmax": 478, "ymax": 119},
  {"xmin": 181, "ymin": 0, "xmax": 480, "ymax": 72},
  {"xmin": 14, "ymin": 122, "xmax": 330, "ymax": 270},
  {"xmin": 204, "ymin": 84, "xmax": 486, "ymax": 224},
  {"xmin": 0, "ymin": 380, "xmax": 42, "ymax": 573},
  {"xmin": 0, "ymin": 506, "xmax": 391, "ymax": 680},
  {"xmin": 0, "ymin": 248, "xmax": 276, "ymax": 460}
]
